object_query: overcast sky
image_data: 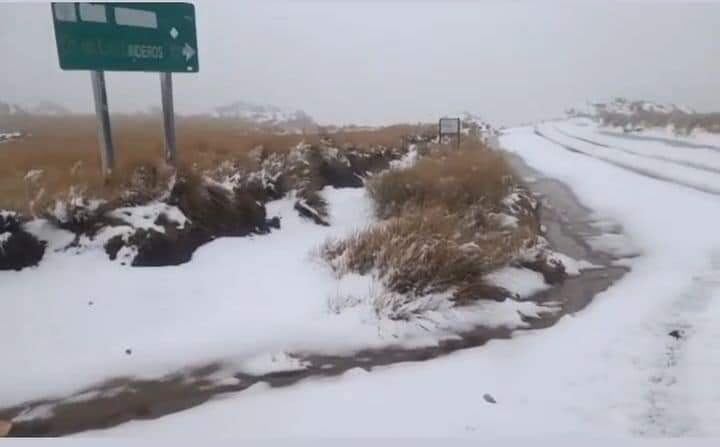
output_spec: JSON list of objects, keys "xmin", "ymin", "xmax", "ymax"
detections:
[{"xmin": 1, "ymin": 0, "xmax": 719, "ymax": 126}]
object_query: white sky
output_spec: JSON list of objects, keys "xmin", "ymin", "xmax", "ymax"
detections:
[{"xmin": 1, "ymin": 0, "xmax": 719, "ymax": 126}]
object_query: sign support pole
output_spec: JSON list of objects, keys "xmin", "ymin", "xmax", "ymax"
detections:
[
  {"xmin": 160, "ymin": 72, "xmax": 177, "ymax": 165},
  {"xmin": 90, "ymin": 70, "xmax": 115, "ymax": 176}
]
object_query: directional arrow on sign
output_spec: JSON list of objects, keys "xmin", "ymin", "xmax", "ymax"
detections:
[{"xmin": 182, "ymin": 43, "xmax": 195, "ymax": 61}]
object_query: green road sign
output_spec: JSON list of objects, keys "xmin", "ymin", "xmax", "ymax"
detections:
[{"xmin": 52, "ymin": 2, "xmax": 199, "ymax": 73}]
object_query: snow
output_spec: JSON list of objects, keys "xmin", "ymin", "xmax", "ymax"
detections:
[
  {"xmin": 0, "ymin": 210, "xmax": 18, "ymax": 220},
  {"xmin": 108, "ymin": 202, "xmax": 188, "ymax": 233},
  {"xmin": 0, "ymin": 131, "xmax": 22, "ymax": 143},
  {"xmin": 237, "ymin": 351, "xmax": 309, "ymax": 376},
  {"xmin": 554, "ymin": 120, "xmax": 720, "ymax": 173},
  {"xmin": 0, "ymin": 232, "xmax": 11, "ymax": 252},
  {"xmin": 82, "ymin": 121, "xmax": 720, "ymax": 438},
  {"xmin": 536, "ymin": 123, "xmax": 720, "ymax": 195},
  {"xmin": 577, "ymin": 98, "xmax": 695, "ymax": 118},
  {"xmin": 48, "ymin": 195, "xmax": 106, "ymax": 225},
  {"xmin": 388, "ymin": 144, "xmax": 418, "ymax": 170},
  {"xmin": 11, "ymin": 403, "xmax": 55, "ymax": 423},
  {"xmin": 23, "ymin": 169, "xmax": 44, "ymax": 183},
  {"xmin": 546, "ymin": 251, "xmax": 598, "ymax": 276},
  {"xmin": 587, "ymin": 233, "xmax": 641, "ymax": 259},
  {"xmin": 489, "ymin": 212, "xmax": 519, "ymax": 229},
  {"xmin": 601, "ymin": 125, "xmax": 720, "ymax": 150},
  {"xmin": 485, "ymin": 267, "xmax": 547, "ymax": 299},
  {"xmin": 0, "ymin": 185, "xmax": 549, "ymax": 409}
]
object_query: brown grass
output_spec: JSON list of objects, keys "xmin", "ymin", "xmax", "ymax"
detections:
[
  {"xmin": 0, "ymin": 115, "xmax": 424, "ymax": 212},
  {"xmin": 367, "ymin": 144, "xmax": 513, "ymax": 218},
  {"xmin": 324, "ymin": 208, "xmax": 535, "ymax": 298},
  {"xmin": 322, "ymin": 145, "xmax": 541, "ymax": 309}
]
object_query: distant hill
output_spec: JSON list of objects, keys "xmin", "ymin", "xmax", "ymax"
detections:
[
  {"xmin": 566, "ymin": 98, "xmax": 719, "ymax": 135},
  {"xmin": 566, "ymin": 98, "xmax": 695, "ymax": 119},
  {"xmin": 0, "ymin": 100, "xmax": 70, "ymax": 117},
  {"xmin": 213, "ymin": 101, "xmax": 317, "ymax": 134},
  {"xmin": 0, "ymin": 101, "xmax": 29, "ymax": 116},
  {"xmin": 32, "ymin": 101, "xmax": 71, "ymax": 116}
]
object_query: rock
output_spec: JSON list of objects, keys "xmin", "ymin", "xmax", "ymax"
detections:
[
  {"xmin": 483, "ymin": 393, "xmax": 497, "ymax": 404},
  {"xmin": 0, "ymin": 420, "xmax": 11, "ymax": 437},
  {"xmin": 669, "ymin": 329, "xmax": 683, "ymax": 340},
  {"xmin": 0, "ymin": 212, "xmax": 46, "ymax": 271}
]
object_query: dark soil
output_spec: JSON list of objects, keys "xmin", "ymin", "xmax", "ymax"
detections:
[{"xmin": 0, "ymin": 212, "xmax": 46, "ymax": 271}]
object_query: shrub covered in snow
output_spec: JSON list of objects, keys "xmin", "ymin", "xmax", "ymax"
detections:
[
  {"xmin": 45, "ymin": 186, "xmax": 109, "ymax": 235},
  {"xmin": 0, "ymin": 210, "xmax": 46, "ymax": 271},
  {"xmin": 322, "ymin": 146, "xmax": 561, "ymax": 317}
]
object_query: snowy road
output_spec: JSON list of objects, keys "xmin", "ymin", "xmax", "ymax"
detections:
[{"xmin": 73, "ymin": 122, "xmax": 720, "ymax": 438}]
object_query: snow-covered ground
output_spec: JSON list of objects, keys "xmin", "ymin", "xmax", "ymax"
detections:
[
  {"xmin": 603, "ymin": 126, "xmax": 720, "ymax": 151},
  {"xmin": 1, "ymin": 184, "xmax": 551, "ymax": 409},
  {"xmin": 74, "ymin": 119, "xmax": 720, "ymax": 438},
  {"xmin": 0, "ymin": 131, "xmax": 22, "ymax": 143},
  {"xmin": 536, "ymin": 121, "xmax": 720, "ymax": 195},
  {"xmin": 554, "ymin": 119, "xmax": 720, "ymax": 173}
]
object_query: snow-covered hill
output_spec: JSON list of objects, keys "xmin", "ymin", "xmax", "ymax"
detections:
[
  {"xmin": 0, "ymin": 101, "xmax": 29, "ymax": 116},
  {"xmin": 567, "ymin": 98, "xmax": 695, "ymax": 118},
  {"xmin": 0, "ymin": 100, "xmax": 71, "ymax": 116},
  {"xmin": 212, "ymin": 101, "xmax": 317, "ymax": 134},
  {"xmin": 565, "ymin": 98, "xmax": 720, "ymax": 136}
]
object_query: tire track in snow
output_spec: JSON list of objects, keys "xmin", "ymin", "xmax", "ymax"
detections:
[
  {"xmin": 636, "ymin": 253, "xmax": 720, "ymax": 436},
  {"xmin": 529, "ymin": 129, "xmax": 720, "ymax": 435},
  {"xmin": 533, "ymin": 128, "xmax": 720, "ymax": 197},
  {"xmin": 597, "ymin": 130, "xmax": 720, "ymax": 153},
  {"xmin": 552, "ymin": 126, "xmax": 720, "ymax": 176}
]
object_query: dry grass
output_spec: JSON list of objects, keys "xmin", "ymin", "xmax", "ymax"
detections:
[
  {"xmin": 324, "ymin": 208, "xmax": 535, "ymax": 298},
  {"xmin": 323, "ymin": 145, "xmax": 541, "ymax": 309},
  {"xmin": 0, "ymin": 114, "xmax": 423, "ymax": 212},
  {"xmin": 319, "ymin": 123, "xmax": 436, "ymax": 149},
  {"xmin": 367, "ymin": 144, "xmax": 514, "ymax": 218}
]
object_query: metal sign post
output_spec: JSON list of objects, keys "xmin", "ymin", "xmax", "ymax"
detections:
[
  {"xmin": 51, "ymin": 2, "xmax": 198, "ymax": 175},
  {"xmin": 160, "ymin": 72, "xmax": 176, "ymax": 165},
  {"xmin": 439, "ymin": 118, "xmax": 461, "ymax": 149},
  {"xmin": 90, "ymin": 70, "xmax": 115, "ymax": 175}
]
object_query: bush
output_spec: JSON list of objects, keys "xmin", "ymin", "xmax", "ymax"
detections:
[
  {"xmin": 324, "ymin": 208, "xmax": 536, "ymax": 298},
  {"xmin": 323, "ymin": 145, "xmax": 542, "ymax": 314},
  {"xmin": 367, "ymin": 146, "xmax": 514, "ymax": 218},
  {"xmin": 168, "ymin": 167, "xmax": 268, "ymax": 237},
  {"xmin": 0, "ymin": 115, "xmax": 426, "ymax": 213},
  {"xmin": 0, "ymin": 211, "xmax": 46, "ymax": 270}
]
